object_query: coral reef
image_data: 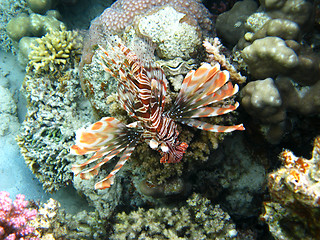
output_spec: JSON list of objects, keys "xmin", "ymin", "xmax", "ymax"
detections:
[
  {"xmin": 0, "ymin": 191, "xmax": 38, "ymax": 239},
  {"xmin": 111, "ymin": 193, "xmax": 238, "ymax": 239},
  {"xmin": 203, "ymin": 38, "xmax": 246, "ymax": 84},
  {"xmin": 17, "ymin": 68, "xmax": 92, "ymax": 192},
  {"xmin": 215, "ymin": 0, "xmax": 258, "ymax": 47},
  {"xmin": 81, "ymin": 0, "xmax": 213, "ymax": 65},
  {"xmin": 136, "ymin": 6, "xmax": 202, "ymax": 60},
  {"xmin": 27, "ymin": 25, "xmax": 82, "ymax": 74},
  {"xmin": 241, "ymin": 36, "xmax": 299, "ymax": 79},
  {"xmin": 261, "ymin": 136, "xmax": 320, "ymax": 239},
  {"xmin": 30, "ymin": 198, "xmax": 108, "ymax": 239},
  {"xmin": 0, "ymin": 0, "xmax": 30, "ymax": 52},
  {"xmin": 227, "ymin": 0, "xmax": 320, "ymax": 143},
  {"xmin": 6, "ymin": 10, "xmax": 64, "ymax": 43}
]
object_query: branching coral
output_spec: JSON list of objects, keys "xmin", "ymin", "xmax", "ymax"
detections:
[
  {"xmin": 0, "ymin": 191, "xmax": 38, "ymax": 239},
  {"xmin": 30, "ymin": 198, "xmax": 108, "ymax": 239},
  {"xmin": 27, "ymin": 25, "xmax": 82, "ymax": 74},
  {"xmin": 111, "ymin": 193, "xmax": 238, "ymax": 239}
]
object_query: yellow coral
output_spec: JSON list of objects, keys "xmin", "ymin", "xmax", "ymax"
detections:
[{"xmin": 27, "ymin": 25, "xmax": 82, "ymax": 74}]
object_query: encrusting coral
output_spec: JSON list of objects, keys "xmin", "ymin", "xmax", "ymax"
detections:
[
  {"xmin": 261, "ymin": 136, "xmax": 320, "ymax": 239},
  {"xmin": 17, "ymin": 66, "xmax": 92, "ymax": 192},
  {"xmin": 27, "ymin": 25, "xmax": 82, "ymax": 74},
  {"xmin": 81, "ymin": 0, "xmax": 213, "ymax": 65},
  {"xmin": 111, "ymin": 193, "xmax": 238, "ymax": 239}
]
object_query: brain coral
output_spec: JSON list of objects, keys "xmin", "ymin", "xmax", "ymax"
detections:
[{"xmin": 82, "ymin": 0, "xmax": 213, "ymax": 64}]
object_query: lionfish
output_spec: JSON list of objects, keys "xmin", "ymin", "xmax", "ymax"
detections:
[{"xmin": 70, "ymin": 41, "xmax": 244, "ymax": 190}]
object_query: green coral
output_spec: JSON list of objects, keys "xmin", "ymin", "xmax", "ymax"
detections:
[
  {"xmin": 111, "ymin": 193, "xmax": 238, "ymax": 239},
  {"xmin": 27, "ymin": 25, "xmax": 82, "ymax": 74}
]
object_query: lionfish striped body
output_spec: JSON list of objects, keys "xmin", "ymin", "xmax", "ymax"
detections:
[{"xmin": 71, "ymin": 42, "xmax": 244, "ymax": 189}]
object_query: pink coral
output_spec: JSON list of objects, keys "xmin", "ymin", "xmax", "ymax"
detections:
[
  {"xmin": 0, "ymin": 191, "xmax": 38, "ymax": 240},
  {"xmin": 82, "ymin": 0, "xmax": 213, "ymax": 64}
]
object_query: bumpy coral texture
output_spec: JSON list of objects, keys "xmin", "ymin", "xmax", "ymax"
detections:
[
  {"xmin": 111, "ymin": 193, "xmax": 237, "ymax": 239},
  {"xmin": 0, "ymin": 0, "xmax": 30, "ymax": 52},
  {"xmin": 82, "ymin": 0, "xmax": 213, "ymax": 64},
  {"xmin": 17, "ymin": 70, "xmax": 91, "ymax": 192},
  {"xmin": 30, "ymin": 198, "xmax": 108, "ymax": 239},
  {"xmin": 262, "ymin": 136, "xmax": 320, "ymax": 239},
  {"xmin": 27, "ymin": 25, "xmax": 82, "ymax": 74},
  {"xmin": 0, "ymin": 191, "xmax": 38, "ymax": 240}
]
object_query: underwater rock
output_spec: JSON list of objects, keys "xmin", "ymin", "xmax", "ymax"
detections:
[
  {"xmin": 0, "ymin": 85, "xmax": 20, "ymax": 137},
  {"xmin": 215, "ymin": 0, "xmax": 258, "ymax": 47}
]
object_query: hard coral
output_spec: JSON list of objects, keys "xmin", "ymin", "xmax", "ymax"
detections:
[
  {"xmin": 0, "ymin": 191, "xmax": 38, "ymax": 240},
  {"xmin": 262, "ymin": 136, "xmax": 320, "ymax": 239},
  {"xmin": 111, "ymin": 193, "xmax": 237, "ymax": 239},
  {"xmin": 82, "ymin": 0, "xmax": 213, "ymax": 64},
  {"xmin": 17, "ymin": 69, "xmax": 91, "ymax": 192},
  {"xmin": 27, "ymin": 25, "xmax": 82, "ymax": 74}
]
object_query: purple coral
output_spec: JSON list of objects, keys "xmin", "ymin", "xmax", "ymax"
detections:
[
  {"xmin": 0, "ymin": 191, "xmax": 38, "ymax": 240},
  {"xmin": 82, "ymin": 0, "xmax": 213, "ymax": 64}
]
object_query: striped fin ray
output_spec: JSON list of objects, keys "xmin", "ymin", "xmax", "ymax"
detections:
[
  {"xmin": 171, "ymin": 63, "xmax": 236, "ymax": 116},
  {"xmin": 94, "ymin": 142, "xmax": 136, "ymax": 189},
  {"xmin": 179, "ymin": 118, "xmax": 245, "ymax": 132},
  {"xmin": 71, "ymin": 137, "xmax": 134, "ymax": 177},
  {"xmin": 175, "ymin": 83, "xmax": 239, "ymax": 118},
  {"xmin": 178, "ymin": 102, "xmax": 240, "ymax": 119},
  {"xmin": 174, "ymin": 63, "xmax": 222, "ymax": 108},
  {"xmin": 70, "ymin": 117, "xmax": 124, "ymax": 154},
  {"xmin": 70, "ymin": 117, "xmax": 141, "ymax": 187}
]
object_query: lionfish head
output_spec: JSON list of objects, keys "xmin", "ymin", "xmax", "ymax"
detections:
[{"xmin": 156, "ymin": 140, "xmax": 188, "ymax": 163}]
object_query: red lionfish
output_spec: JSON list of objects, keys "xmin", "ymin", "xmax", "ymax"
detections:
[{"xmin": 70, "ymin": 41, "xmax": 245, "ymax": 189}]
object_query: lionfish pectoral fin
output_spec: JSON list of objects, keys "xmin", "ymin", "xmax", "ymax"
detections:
[
  {"xmin": 94, "ymin": 144, "xmax": 136, "ymax": 190},
  {"xmin": 180, "ymin": 102, "xmax": 240, "ymax": 118},
  {"xmin": 70, "ymin": 117, "xmax": 123, "ymax": 153},
  {"xmin": 72, "ymin": 147, "xmax": 125, "ymax": 179},
  {"xmin": 179, "ymin": 119, "xmax": 245, "ymax": 132}
]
